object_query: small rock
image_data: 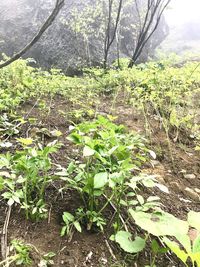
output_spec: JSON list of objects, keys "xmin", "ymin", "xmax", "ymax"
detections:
[
  {"xmin": 184, "ymin": 187, "xmax": 200, "ymax": 201},
  {"xmin": 179, "ymin": 197, "xmax": 192, "ymax": 203},
  {"xmin": 179, "ymin": 169, "xmax": 187, "ymax": 174},
  {"xmin": 195, "ymin": 188, "xmax": 200, "ymax": 194},
  {"xmin": 99, "ymin": 257, "xmax": 108, "ymax": 265},
  {"xmin": 170, "ymin": 182, "xmax": 184, "ymax": 192},
  {"xmin": 184, "ymin": 174, "xmax": 196, "ymax": 179},
  {"xmin": 156, "ymin": 175, "xmax": 165, "ymax": 184}
]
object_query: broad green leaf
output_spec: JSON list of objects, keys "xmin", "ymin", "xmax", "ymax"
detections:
[
  {"xmin": 61, "ymin": 226, "xmax": 67, "ymax": 237},
  {"xmin": 163, "ymin": 237, "xmax": 188, "ymax": 264},
  {"xmin": 175, "ymin": 233, "xmax": 191, "ymax": 253},
  {"xmin": 67, "ymin": 162, "xmax": 76, "ymax": 174},
  {"xmin": 120, "ymin": 199, "xmax": 128, "ymax": 206},
  {"xmin": 32, "ymin": 207, "xmax": 37, "ymax": 214},
  {"xmin": 83, "ymin": 146, "xmax": 95, "ymax": 157},
  {"xmin": 137, "ymin": 195, "xmax": 144, "ymax": 205},
  {"xmin": 142, "ymin": 179, "xmax": 155, "ymax": 187},
  {"xmin": 0, "ymin": 156, "xmax": 10, "ymax": 168},
  {"xmin": 115, "ymin": 231, "xmax": 145, "ymax": 253},
  {"xmin": 109, "ymin": 172, "xmax": 124, "ymax": 185},
  {"xmin": 129, "ymin": 210, "xmax": 189, "ymax": 238},
  {"xmin": 62, "ymin": 212, "xmax": 74, "ymax": 223},
  {"xmin": 94, "ymin": 172, "xmax": 108, "ymax": 189},
  {"xmin": 74, "ymin": 221, "xmax": 82, "ymax": 232},
  {"xmin": 67, "ymin": 133, "xmax": 82, "ymax": 144},
  {"xmin": 188, "ymin": 211, "xmax": 200, "ymax": 232},
  {"xmin": 43, "ymin": 252, "xmax": 56, "ymax": 258},
  {"xmin": 128, "ymin": 200, "xmax": 138, "ymax": 206},
  {"xmin": 93, "ymin": 189, "xmax": 103, "ymax": 196},
  {"xmin": 193, "ymin": 234, "xmax": 200, "ymax": 253},
  {"xmin": 2, "ymin": 192, "xmax": 12, "ymax": 199},
  {"xmin": 12, "ymin": 195, "xmax": 20, "ymax": 204}
]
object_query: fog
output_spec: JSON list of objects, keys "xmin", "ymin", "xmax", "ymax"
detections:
[
  {"xmin": 160, "ymin": 0, "xmax": 200, "ymax": 55},
  {"xmin": 166, "ymin": 0, "xmax": 200, "ymax": 26},
  {"xmin": 0, "ymin": 0, "xmax": 199, "ymax": 67}
]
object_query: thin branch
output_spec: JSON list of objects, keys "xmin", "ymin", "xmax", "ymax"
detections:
[
  {"xmin": 0, "ymin": 0, "xmax": 65, "ymax": 69},
  {"xmin": 129, "ymin": 0, "xmax": 171, "ymax": 67},
  {"xmin": 1, "ymin": 206, "xmax": 12, "ymax": 260},
  {"xmin": 103, "ymin": 0, "xmax": 123, "ymax": 68},
  {"xmin": 108, "ymin": 0, "xmax": 123, "ymax": 49},
  {"xmin": 133, "ymin": 0, "xmax": 170, "ymax": 61}
]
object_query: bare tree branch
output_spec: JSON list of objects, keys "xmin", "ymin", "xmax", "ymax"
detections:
[
  {"xmin": 103, "ymin": 0, "xmax": 123, "ymax": 69},
  {"xmin": 128, "ymin": 0, "xmax": 170, "ymax": 68},
  {"xmin": 0, "ymin": 0, "xmax": 65, "ymax": 69}
]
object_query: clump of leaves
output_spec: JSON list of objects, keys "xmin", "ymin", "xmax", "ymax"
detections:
[
  {"xmin": 0, "ymin": 239, "xmax": 32, "ymax": 266},
  {"xmin": 58, "ymin": 116, "xmax": 164, "ymax": 240},
  {"xmin": 129, "ymin": 209, "xmax": 200, "ymax": 266},
  {"xmin": 0, "ymin": 139, "xmax": 60, "ymax": 221}
]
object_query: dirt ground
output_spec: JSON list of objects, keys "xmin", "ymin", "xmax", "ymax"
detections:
[{"xmin": 0, "ymin": 94, "xmax": 200, "ymax": 267}]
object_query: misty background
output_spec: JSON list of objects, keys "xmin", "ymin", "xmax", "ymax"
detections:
[
  {"xmin": 0, "ymin": 0, "xmax": 200, "ymax": 72},
  {"xmin": 162, "ymin": 0, "xmax": 200, "ymax": 55}
]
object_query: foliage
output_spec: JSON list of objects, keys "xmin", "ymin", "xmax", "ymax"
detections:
[
  {"xmin": 130, "ymin": 209, "xmax": 200, "ymax": 267},
  {"xmin": 0, "ymin": 140, "xmax": 60, "ymax": 221},
  {"xmin": 1, "ymin": 58, "xmax": 200, "ymax": 141},
  {"xmin": 0, "ymin": 239, "xmax": 32, "ymax": 266},
  {"xmin": 1, "ymin": 57, "xmax": 200, "ymax": 266},
  {"xmin": 58, "ymin": 115, "xmax": 150, "ymax": 231}
]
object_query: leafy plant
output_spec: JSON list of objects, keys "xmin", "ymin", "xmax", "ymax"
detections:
[
  {"xmin": 61, "ymin": 211, "xmax": 82, "ymax": 237},
  {"xmin": 57, "ymin": 116, "xmax": 149, "ymax": 231},
  {"xmin": 129, "ymin": 209, "xmax": 200, "ymax": 266},
  {"xmin": 0, "ymin": 239, "xmax": 32, "ymax": 266},
  {"xmin": 112, "ymin": 231, "xmax": 146, "ymax": 254},
  {"xmin": 38, "ymin": 252, "xmax": 56, "ymax": 267},
  {"xmin": 0, "ymin": 139, "xmax": 60, "ymax": 220}
]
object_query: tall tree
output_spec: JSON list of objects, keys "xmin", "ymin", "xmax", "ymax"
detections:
[
  {"xmin": 0, "ymin": 0, "xmax": 65, "ymax": 69},
  {"xmin": 128, "ymin": 0, "xmax": 171, "ymax": 67},
  {"xmin": 103, "ymin": 0, "xmax": 123, "ymax": 69}
]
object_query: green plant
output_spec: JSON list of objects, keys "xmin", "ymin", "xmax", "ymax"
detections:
[
  {"xmin": 145, "ymin": 239, "xmax": 169, "ymax": 267},
  {"xmin": 61, "ymin": 211, "xmax": 82, "ymax": 237},
  {"xmin": 57, "ymin": 116, "xmax": 149, "ymax": 231},
  {"xmin": 0, "ymin": 139, "xmax": 60, "ymax": 221},
  {"xmin": 38, "ymin": 252, "xmax": 56, "ymax": 267},
  {"xmin": 163, "ymin": 211, "xmax": 200, "ymax": 267},
  {"xmin": 58, "ymin": 116, "xmax": 167, "ymax": 243},
  {"xmin": 111, "ymin": 230, "xmax": 146, "ymax": 254},
  {"xmin": 0, "ymin": 239, "xmax": 32, "ymax": 266},
  {"xmin": 129, "ymin": 208, "xmax": 200, "ymax": 266}
]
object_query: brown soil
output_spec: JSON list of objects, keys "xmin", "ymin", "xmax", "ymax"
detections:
[{"xmin": 1, "ymin": 94, "xmax": 200, "ymax": 267}]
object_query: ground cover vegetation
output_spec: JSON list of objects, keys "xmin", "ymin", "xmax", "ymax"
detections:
[{"xmin": 0, "ymin": 57, "xmax": 200, "ymax": 266}]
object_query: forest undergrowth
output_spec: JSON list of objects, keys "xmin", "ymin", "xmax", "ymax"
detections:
[{"xmin": 0, "ymin": 57, "xmax": 200, "ymax": 266}]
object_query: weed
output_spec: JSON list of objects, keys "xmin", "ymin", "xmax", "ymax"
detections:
[{"xmin": 0, "ymin": 139, "xmax": 60, "ymax": 221}]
